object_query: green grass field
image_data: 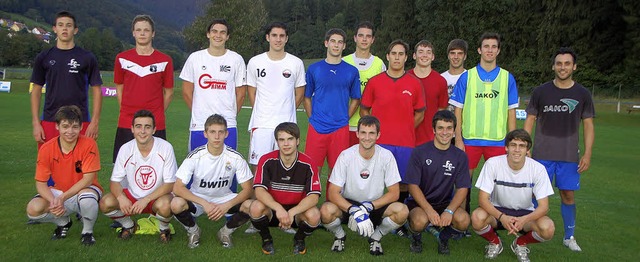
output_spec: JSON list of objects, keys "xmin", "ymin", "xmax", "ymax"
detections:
[{"xmin": 1, "ymin": 78, "xmax": 639, "ymax": 261}]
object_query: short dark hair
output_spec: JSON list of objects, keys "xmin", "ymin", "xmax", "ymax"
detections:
[
  {"xmin": 357, "ymin": 115, "xmax": 381, "ymax": 133},
  {"xmin": 55, "ymin": 11, "xmax": 77, "ymax": 28},
  {"xmin": 447, "ymin": 39, "xmax": 468, "ymax": 54},
  {"xmin": 553, "ymin": 47, "xmax": 577, "ymax": 64},
  {"xmin": 325, "ymin": 28, "xmax": 346, "ymax": 42},
  {"xmin": 355, "ymin": 21, "xmax": 375, "ymax": 36},
  {"xmin": 505, "ymin": 129, "xmax": 533, "ymax": 150},
  {"xmin": 414, "ymin": 40, "xmax": 434, "ymax": 52},
  {"xmin": 265, "ymin": 22, "xmax": 288, "ymax": 36},
  {"xmin": 132, "ymin": 109, "xmax": 155, "ymax": 127},
  {"xmin": 387, "ymin": 39, "xmax": 409, "ymax": 55},
  {"xmin": 479, "ymin": 32, "xmax": 501, "ymax": 49},
  {"xmin": 207, "ymin": 18, "xmax": 231, "ymax": 35},
  {"xmin": 274, "ymin": 122, "xmax": 300, "ymax": 140},
  {"xmin": 204, "ymin": 114, "xmax": 228, "ymax": 131},
  {"xmin": 432, "ymin": 110, "xmax": 456, "ymax": 130},
  {"xmin": 55, "ymin": 105, "xmax": 82, "ymax": 124},
  {"xmin": 131, "ymin": 15, "xmax": 155, "ymax": 32}
]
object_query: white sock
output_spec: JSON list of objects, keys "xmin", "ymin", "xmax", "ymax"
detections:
[
  {"xmin": 77, "ymin": 192, "xmax": 99, "ymax": 234},
  {"xmin": 155, "ymin": 214, "xmax": 171, "ymax": 231},
  {"xmin": 371, "ymin": 217, "xmax": 401, "ymax": 241},
  {"xmin": 104, "ymin": 210, "xmax": 134, "ymax": 228},
  {"xmin": 323, "ymin": 217, "xmax": 345, "ymax": 238}
]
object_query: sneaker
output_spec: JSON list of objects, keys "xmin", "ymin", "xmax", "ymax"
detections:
[
  {"xmin": 109, "ymin": 221, "xmax": 122, "ymax": 229},
  {"xmin": 511, "ymin": 239, "xmax": 530, "ymax": 262},
  {"xmin": 261, "ymin": 239, "xmax": 275, "ymax": 255},
  {"xmin": 81, "ymin": 233, "xmax": 96, "ymax": 246},
  {"xmin": 187, "ymin": 227, "xmax": 201, "ymax": 249},
  {"xmin": 331, "ymin": 236, "xmax": 346, "ymax": 252},
  {"xmin": 217, "ymin": 227, "xmax": 233, "ymax": 248},
  {"xmin": 437, "ymin": 237, "xmax": 450, "ymax": 255},
  {"xmin": 159, "ymin": 228, "xmax": 172, "ymax": 243},
  {"xmin": 484, "ymin": 241, "xmax": 503, "ymax": 259},
  {"xmin": 244, "ymin": 223, "xmax": 259, "ymax": 234},
  {"xmin": 118, "ymin": 222, "xmax": 137, "ymax": 240},
  {"xmin": 282, "ymin": 227, "xmax": 296, "ymax": 234},
  {"xmin": 394, "ymin": 225, "xmax": 410, "ymax": 238},
  {"xmin": 563, "ymin": 236, "xmax": 582, "ymax": 252},
  {"xmin": 51, "ymin": 220, "xmax": 72, "ymax": 240},
  {"xmin": 293, "ymin": 239, "xmax": 306, "ymax": 254},
  {"xmin": 410, "ymin": 233, "xmax": 422, "ymax": 253},
  {"xmin": 369, "ymin": 239, "xmax": 384, "ymax": 256}
]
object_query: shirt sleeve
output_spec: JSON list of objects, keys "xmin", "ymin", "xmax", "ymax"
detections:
[
  {"xmin": 533, "ymin": 163, "xmax": 554, "ymax": 200},
  {"xmin": 163, "ymin": 55, "xmax": 174, "ymax": 88},
  {"xmin": 113, "ymin": 55, "xmax": 124, "ymax": 84},
  {"xmin": 384, "ymin": 152, "xmax": 402, "ymax": 186},
  {"xmin": 81, "ymin": 139, "xmax": 101, "ymax": 174},
  {"xmin": 449, "ymin": 72, "xmax": 468, "ymax": 108},
  {"xmin": 328, "ymin": 152, "xmax": 347, "ymax": 187},
  {"xmin": 235, "ymin": 55, "xmax": 247, "ymax": 87},
  {"xmin": 438, "ymin": 77, "xmax": 449, "ymax": 108},
  {"xmin": 246, "ymin": 58, "xmax": 257, "ymax": 87},
  {"xmin": 454, "ymin": 152, "xmax": 472, "ymax": 188},
  {"xmin": 475, "ymin": 159, "xmax": 495, "ymax": 194},
  {"xmin": 306, "ymin": 163, "xmax": 322, "ymax": 195},
  {"xmin": 294, "ymin": 58, "xmax": 306, "ymax": 88},
  {"xmin": 349, "ymin": 66, "xmax": 361, "ymax": 99},
  {"xmin": 175, "ymin": 157, "xmax": 195, "ymax": 185},
  {"xmin": 87, "ymin": 52, "xmax": 103, "ymax": 86},
  {"xmin": 581, "ymin": 89, "xmax": 596, "ymax": 119},
  {"xmin": 525, "ymin": 86, "xmax": 541, "ymax": 116},
  {"xmin": 403, "ymin": 149, "xmax": 422, "ymax": 185},
  {"xmin": 30, "ymin": 52, "xmax": 46, "ymax": 85},
  {"xmin": 507, "ymin": 73, "xmax": 519, "ymax": 109},
  {"xmin": 111, "ymin": 144, "xmax": 128, "ymax": 183},
  {"xmin": 178, "ymin": 54, "xmax": 194, "ymax": 83},
  {"xmin": 253, "ymin": 156, "xmax": 269, "ymax": 189},
  {"xmin": 34, "ymin": 144, "xmax": 52, "ymax": 182},
  {"xmin": 163, "ymin": 143, "xmax": 178, "ymax": 183},
  {"xmin": 413, "ymin": 78, "xmax": 426, "ymax": 111},
  {"xmin": 235, "ymin": 157, "xmax": 253, "ymax": 184},
  {"xmin": 360, "ymin": 79, "xmax": 375, "ymax": 108},
  {"xmin": 304, "ymin": 66, "xmax": 315, "ymax": 98}
]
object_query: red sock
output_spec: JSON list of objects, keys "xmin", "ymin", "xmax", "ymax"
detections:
[
  {"xmin": 479, "ymin": 227, "xmax": 501, "ymax": 245},
  {"xmin": 516, "ymin": 231, "xmax": 541, "ymax": 245}
]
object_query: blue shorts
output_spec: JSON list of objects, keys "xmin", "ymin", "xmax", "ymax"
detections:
[
  {"xmin": 537, "ymin": 160, "xmax": 580, "ymax": 190},
  {"xmin": 379, "ymin": 144, "xmax": 413, "ymax": 182},
  {"xmin": 189, "ymin": 127, "xmax": 238, "ymax": 151}
]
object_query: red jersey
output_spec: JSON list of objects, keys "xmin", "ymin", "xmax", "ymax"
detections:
[
  {"xmin": 35, "ymin": 136, "xmax": 103, "ymax": 192},
  {"xmin": 254, "ymin": 150, "xmax": 321, "ymax": 205},
  {"xmin": 361, "ymin": 72, "xmax": 426, "ymax": 147},
  {"xmin": 408, "ymin": 69, "xmax": 449, "ymax": 145},
  {"xmin": 114, "ymin": 49, "xmax": 174, "ymax": 129}
]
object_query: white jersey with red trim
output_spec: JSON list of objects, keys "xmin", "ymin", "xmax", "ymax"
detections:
[
  {"xmin": 246, "ymin": 52, "xmax": 306, "ymax": 130},
  {"xmin": 180, "ymin": 49, "xmax": 246, "ymax": 130},
  {"xmin": 111, "ymin": 137, "xmax": 178, "ymax": 199}
]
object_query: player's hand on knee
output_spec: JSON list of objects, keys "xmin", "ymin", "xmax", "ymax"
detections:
[{"xmin": 426, "ymin": 209, "xmax": 441, "ymax": 226}]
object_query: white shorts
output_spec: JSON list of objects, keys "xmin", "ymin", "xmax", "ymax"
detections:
[
  {"xmin": 248, "ymin": 128, "xmax": 278, "ymax": 165},
  {"xmin": 45, "ymin": 185, "xmax": 103, "ymax": 216}
]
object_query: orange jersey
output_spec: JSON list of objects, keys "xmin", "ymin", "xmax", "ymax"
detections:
[{"xmin": 35, "ymin": 136, "xmax": 102, "ymax": 192}]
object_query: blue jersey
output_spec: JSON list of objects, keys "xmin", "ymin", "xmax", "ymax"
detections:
[
  {"xmin": 449, "ymin": 64, "xmax": 519, "ymax": 146},
  {"xmin": 405, "ymin": 141, "xmax": 471, "ymax": 206},
  {"xmin": 305, "ymin": 60, "xmax": 360, "ymax": 134},
  {"xmin": 31, "ymin": 46, "xmax": 103, "ymax": 122}
]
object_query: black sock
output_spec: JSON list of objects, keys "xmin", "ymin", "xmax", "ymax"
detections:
[
  {"xmin": 439, "ymin": 226, "xmax": 458, "ymax": 241},
  {"xmin": 227, "ymin": 212, "xmax": 250, "ymax": 229},
  {"xmin": 175, "ymin": 210, "xmax": 195, "ymax": 227},
  {"xmin": 294, "ymin": 221, "xmax": 316, "ymax": 241},
  {"xmin": 399, "ymin": 191, "xmax": 409, "ymax": 203},
  {"xmin": 251, "ymin": 216, "xmax": 272, "ymax": 241}
]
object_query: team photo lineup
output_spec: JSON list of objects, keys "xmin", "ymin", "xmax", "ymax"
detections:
[{"xmin": 26, "ymin": 10, "xmax": 597, "ymax": 261}]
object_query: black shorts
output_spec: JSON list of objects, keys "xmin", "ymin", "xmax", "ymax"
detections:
[
  {"xmin": 340, "ymin": 199, "xmax": 392, "ymax": 226},
  {"xmin": 406, "ymin": 200, "xmax": 450, "ymax": 214},
  {"xmin": 494, "ymin": 206, "xmax": 532, "ymax": 233},
  {"xmin": 113, "ymin": 127, "xmax": 166, "ymax": 163},
  {"xmin": 268, "ymin": 204, "xmax": 301, "ymax": 228}
]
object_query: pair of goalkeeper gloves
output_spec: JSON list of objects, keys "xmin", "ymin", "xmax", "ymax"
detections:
[{"xmin": 347, "ymin": 201, "xmax": 375, "ymax": 237}]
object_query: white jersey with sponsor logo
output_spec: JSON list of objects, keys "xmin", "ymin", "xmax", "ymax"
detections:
[
  {"xmin": 246, "ymin": 52, "xmax": 306, "ymax": 130},
  {"xmin": 475, "ymin": 155, "xmax": 553, "ymax": 211},
  {"xmin": 175, "ymin": 145, "xmax": 253, "ymax": 204},
  {"xmin": 111, "ymin": 137, "xmax": 178, "ymax": 200},
  {"xmin": 179, "ymin": 49, "xmax": 246, "ymax": 130},
  {"xmin": 329, "ymin": 144, "xmax": 401, "ymax": 202}
]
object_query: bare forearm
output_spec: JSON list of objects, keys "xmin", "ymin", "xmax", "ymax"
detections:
[
  {"xmin": 61, "ymin": 173, "xmax": 95, "ymax": 200},
  {"xmin": 255, "ymin": 187, "xmax": 284, "ymax": 211},
  {"xmin": 348, "ymin": 99, "xmax": 360, "ymax": 118},
  {"xmin": 182, "ymin": 82, "xmax": 194, "ymax": 110},
  {"xmin": 414, "ymin": 111, "xmax": 424, "ymax": 128},
  {"xmin": 289, "ymin": 194, "xmax": 319, "ymax": 216},
  {"xmin": 372, "ymin": 184, "xmax": 399, "ymax": 209},
  {"xmin": 90, "ymin": 85, "xmax": 102, "ymax": 123},
  {"xmin": 507, "ymin": 109, "xmax": 516, "ymax": 132},
  {"xmin": 448, "ymin": 188, "xmax": 468, "ymax": 211},
  {"xmin": 236, "ymin": 86, "xmax": 246, "ymax": 113}
]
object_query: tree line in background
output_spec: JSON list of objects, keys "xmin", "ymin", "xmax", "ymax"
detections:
[{"xmin": 1, "ymin": 0, "xmax": 638, "ymax": 97}]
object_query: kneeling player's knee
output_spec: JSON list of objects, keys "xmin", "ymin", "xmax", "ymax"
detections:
[
  {"xmin": 170, "ymin": 197, "xmax": 188, "ymax": 213},
  {"xmin": 320, "ymin": 202, "xmax": 339, "ymax": 223},
  {"xmin": 537, "ymin": 217, "xmax": 555, "ymax": 240},
  {"xmin": 99, "ymin": 193, "xmax": 117, "ymax": 213},
  {"xmin": 454, "ymin": 211, "xmax": 471, "ymax": 229},
  {"xmin": 249, "ymin": 200, "xmax": 267, "ymax": 218},
  {"xmin": 471, "ymin": 208, "xmax": 489, "ymax": 230},
  {"xmin": 26, "ymin": 198, "xmax": 48, "ymax": 217},
  {"xmin": 388, "ymin": 203, "xmax": 409, "ymax": 223},
  {"xmin": 303, "ymin": 207, "xmax": 321, "ymax": 226}
]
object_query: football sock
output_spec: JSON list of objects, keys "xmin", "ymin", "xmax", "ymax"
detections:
[
  {"xmin": 251, "ymin": 215, "xmax": 272, "ymax": 240},
  {"xmin": 28, "ymin": 212, "xmax": 70, "ymax": 226},
  {"xmin": 516, "ymin": 231, "xmax": 545, "ymax": 245},
  {"xmin": 561, "ymin": 203, "xmax": 576, "ymax": 239},
  {"xmin": 227, "ymin": 212, "xmax": 250, "ymax": 229},
  {"xmin": 439, "ymin": 226, "xmax": 463, "ymax": 241},
  {"xmin": 174, "ymin": 210, "xmax": 196, "ymax": 228},
  {"xmin": 323, "ymin": 218, "xmax": 345, "ymax": 239},
  {"xmin": 294, "ymin": 221, "xmax": 316, "ymax": 241},
  {"xmin": 475, "ymin": 225, "xmax": 500, "ymax": 245},
  {"xmin": 78, "ymin": 192, "xmax": 99, "ymax": 234},
  {"xmin": 371, "ymin": 217, "xmax": 401, "ymax": 241},
  {"xmin": 155, "ymin": 214, "xmax": 171, "ymax": 231}
]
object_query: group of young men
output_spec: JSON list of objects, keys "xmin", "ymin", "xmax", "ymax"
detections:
[{"xmin": 27, "ymin": 11, "xmax": 595, "ymax": 261}]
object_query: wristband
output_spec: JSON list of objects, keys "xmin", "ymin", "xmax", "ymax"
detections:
[
  {"xmin": 497, "ymin": 213, "xmax": 504, "ymax": 221},
  {"xmin": 444, "ymin": 208, "xmax": 454, "ymax": 215}
]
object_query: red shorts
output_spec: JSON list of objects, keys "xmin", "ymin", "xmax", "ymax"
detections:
[
  {"xmin": 304, "ymin": 124, "xmax": 349, "ymax": 173},
  {"xmin": 123, "ymin": 189, "xmax": 156, "ymax": 214},
  {"xmin": 39, "ymin": 121, "xmax": 90, "ymax": 149},
  {"xmin": 349, "ymin": 130, "xmax": 359, "ymax": 147},
  {"xmin": 465, "ymin": 145, "xmax": 505, "ymax": 170}
]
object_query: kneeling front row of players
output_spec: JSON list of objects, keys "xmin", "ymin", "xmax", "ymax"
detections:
[{"xmin": 27, "ymin": 107, "xmax": 554, "ymax": 260}]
